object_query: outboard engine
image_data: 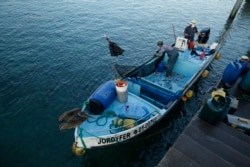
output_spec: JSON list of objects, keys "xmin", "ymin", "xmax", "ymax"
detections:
[{"xmin": 198, "ymin": 27, "xmax": 210, "ymax": 44}]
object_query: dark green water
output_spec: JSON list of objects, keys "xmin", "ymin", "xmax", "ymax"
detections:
[{"xmin": 0, "ymin": 0, "xmax": 249, "ymax": 167}]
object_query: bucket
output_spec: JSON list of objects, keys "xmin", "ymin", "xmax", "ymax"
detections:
[
  {"xmin": 116, "ymin": 80, "xmax": 128, "ymax": 103},
  {"xmin": 239, "ymin": 69, "xmax": 250, "ymax": 92},
  {"xmin": 156, "ymin": 61, "xmax": 165, "ymax": 73}
]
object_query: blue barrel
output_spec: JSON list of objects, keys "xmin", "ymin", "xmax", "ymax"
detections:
[
  {"xmin": 199, "ymin": 95, "xmax": 226, "ymax": 124},
  {"xmin": 239, "ymin": 69, "xmax": 250, "ymax": 92},
  {"xmin": 222, "ymin": 61, "xmax": 242, "ymax": 86},
  {"xmin": 156, "ymin": 61, "xmax": 165, "ymax": 72},
  {"xmin": 89, "ymin": 80, "xmax": 117, "ymax": 115}
]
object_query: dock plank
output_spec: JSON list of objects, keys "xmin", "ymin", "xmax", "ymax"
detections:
[
  {"xmin": 184, "ymin": 123, "xmax": 250, "ymax": 166},
  {"xmin": 157, "ymin": 115, "xmax": 250, "ymax": 167},
  {"xmin": 171, "ymin": 134, "xmax": 234, "ymax": 167},
  {"xmin": 157, "ymin": 147, "xmax": 200, "ymax": 167},
  {"xmin": 192, "ymin": 116, "xmax": 250, "ymax": 145}
]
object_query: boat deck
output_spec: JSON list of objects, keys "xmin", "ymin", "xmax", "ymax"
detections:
[
  {"xmin": 79, "ymin": 92, "xmax": 161, "ymax": 137},
  {"xmin": 157, "ymin": 75, "xmax": 250, "ymax": 167},
  {"xmin": 141, "ymin": 48, "xmax": 212, "ymax": 94}
]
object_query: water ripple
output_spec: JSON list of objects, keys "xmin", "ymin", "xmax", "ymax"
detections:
[{"xmin": 1, "ymin": 0, "xmax": 249, "ymax": 167}]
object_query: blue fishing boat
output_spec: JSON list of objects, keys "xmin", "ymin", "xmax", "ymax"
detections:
[
  {"xmin": 59, "ymin": 80, "xmax": 166, "ymax": 155},
  {"xmin": 115, "ymin": 28, "xmax": 219, "ymax": 109},
  {"xmin": 59, "ymin": 29, "xmax": 221, "ymax": 155}
]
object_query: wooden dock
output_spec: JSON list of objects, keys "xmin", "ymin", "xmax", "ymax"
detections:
[
  {"xmin": 157, "ymin": 114, "xmax": 250, "ymax": 167},
  {"xmin": 157, "ymin": 74, "xmax": 250, "ymax": 167}
]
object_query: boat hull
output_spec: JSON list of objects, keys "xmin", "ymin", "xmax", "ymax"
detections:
[{"xmin": 72, "ymin": 37, "xmax": 220, "ymax": 152}]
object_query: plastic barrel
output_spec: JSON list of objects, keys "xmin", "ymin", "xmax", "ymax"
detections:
[
  {"xmin": 199, "ymin": 95, "xmax": 226, "ymax": 124},
  {"xmin": 239, "ymin": 69, "xmax": 250, "ymax": 92},
  {"xmin": 222, "ymin": 61, "xmax": 242, "ymax": 86},
  {"xmin": 116, "ymin": 80, "xmax": 128, "ymax": 103},
  {"xmin": 89, "ymin": 80, "xmax": 117, "ymax": 115}
]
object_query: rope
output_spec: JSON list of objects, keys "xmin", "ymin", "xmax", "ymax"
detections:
[
  {"xmin": 79, "ymin": 119, "xmax": 172, "ymax": 147},
  {"xmin": 79, "ymin": 128, "xmax": 87, "ymax": 149},
  {"xmin": 87, "ymin": 110, "xmax": 117, "ymax": 126},
  {"xmin": 76, "ymin": 110, "xmax": 170, "ymax": 151},
  {"xmin": 80, "ymin": 127, "xmax": 103, "ymax": 138},
  {"xmin": 118, "ymin": 120, "xmax": 172, "ymax": 144},
  {"xmin": 96, "ymin": 110, "xmax": 117, "ymax": 126},
  {"xmin": 77, "ymin": 101, "xmax": 165, "ymax": 147},
  {"xmin": 84, "ymin": 110, "xmax": 160, "ymax": 134}
]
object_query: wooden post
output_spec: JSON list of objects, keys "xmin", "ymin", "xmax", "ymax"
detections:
[{"xmin": 228, "ymin": 0, "xmax": 243, "ymax": 20}]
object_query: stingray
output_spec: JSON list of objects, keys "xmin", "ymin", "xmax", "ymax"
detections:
[
  {"xmin": 59, "ymin": 108, "xmax": 91, "ymax": 131},
  {"xmin": 58, "ymin": 108, "xmax": 81, "ymax": 122},
  {"xmin": 59, "ymin": 114, "xmax": 89, "ymax": 131},
  {"xmin": 59, "ymin": 122, "xmax": 78, "ymax": 131}
]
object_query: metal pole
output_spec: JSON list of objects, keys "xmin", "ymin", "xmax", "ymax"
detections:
[{"xmin": 172, "ymin": 24, "xmax": 176, "ymax": 42}]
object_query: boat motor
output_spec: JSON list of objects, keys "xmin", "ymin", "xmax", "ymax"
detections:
[{"xmin": 197, "ymin": 27, "xmax": 210, "ymax": 44}]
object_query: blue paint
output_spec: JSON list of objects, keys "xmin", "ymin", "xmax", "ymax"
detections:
[{"xmin": 89, "ymin": 80, "xmax": 117, "ymax": 114}]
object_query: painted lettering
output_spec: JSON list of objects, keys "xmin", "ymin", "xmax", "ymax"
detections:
[
  {"xmin": 97, "ymin": 117, "xmax": 157, "ymax": 145},
  {"xmin": 97, "ymin": 132, "xmax": 131, "ymax": 145}
]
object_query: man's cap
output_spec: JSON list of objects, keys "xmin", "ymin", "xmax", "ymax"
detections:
[
  {"xmin": 240, "ymin": 55, "xmax": 249, "ymax": 62},
  {"xmin": 190, "ymin": 20, "xmax": 196, "ymax": 25}
]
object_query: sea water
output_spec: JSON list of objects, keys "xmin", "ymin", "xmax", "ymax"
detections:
[{"xmin": 1, "ymin": 0, "xmax": 250, "ymax": 167}]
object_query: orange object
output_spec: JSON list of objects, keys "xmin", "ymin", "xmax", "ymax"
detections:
[
  {"xmin": 116, "ymin": 81, "xmax": 127, "ymax": 87},
  {"xmin": 182, "ymin": 96, "xmax": 188, "ymax": 101},
  {"xmin": 188, "ymin": 41, "xmax": 195, "ymax": 49},
  {"xmin": 200, "ymin": 52, "xmax": 205, "ymax": 60}
]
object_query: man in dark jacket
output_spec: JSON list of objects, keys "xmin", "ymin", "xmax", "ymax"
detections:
[
  {"xmin": 155, "ymin": 41, "xmax": 179, "ymax": 77},
  {"xmin": 184, "ymin": 20, "xmax": 200, "ymax": 42}
]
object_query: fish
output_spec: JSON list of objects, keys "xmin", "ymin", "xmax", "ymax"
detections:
[{"xmin": 58, "ymin": 108, "xmax": 81, "ymax": 122}]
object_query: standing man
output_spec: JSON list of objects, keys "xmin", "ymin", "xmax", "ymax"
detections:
[
  {"xmin": 155, "ymin": 41, "xmax": 179, "ymax": 78},
  {"xmin": 184, "ymin": 20, "xmax": 200, "ymax": 49}
]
